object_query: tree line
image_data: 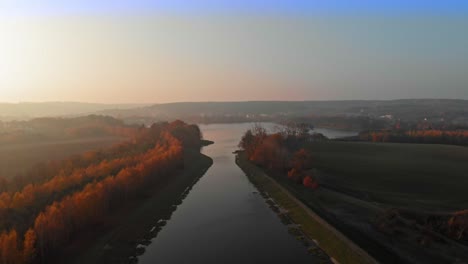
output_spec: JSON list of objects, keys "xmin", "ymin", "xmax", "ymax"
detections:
[
  {"xmin": 0, "ymin": 120, "xmax": 202, "ymax": 264},
  {"xmin": 359, "ymin": 129, "xmax": 468, "ymax": 146},
  {"xmin": 238, "ymin": 124, "xmax": 319, "ymax": 190}
]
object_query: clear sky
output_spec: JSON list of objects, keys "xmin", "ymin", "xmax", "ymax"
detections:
[{"xmin": 1, "ymin": 1, "xmax": 467, "ymax": 103}]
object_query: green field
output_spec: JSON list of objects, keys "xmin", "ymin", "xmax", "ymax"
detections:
[
  {"xmin": 307, "ymin": 141, "xmax": 468, "ymax": 211},
  {"xmin": 240, "ymin": 141, "xmax": 468, "ymax": 263},
  {"xmin": 236, "ymin": 152, "xmax": 374, "ymax": 264},
  {"xmin": 0, "ymin": 137, "xmax": 124, "ymax": 178}
]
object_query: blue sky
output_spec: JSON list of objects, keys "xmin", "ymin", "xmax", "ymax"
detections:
[{"xmin": 3, "ymin": 0, "xmax": 468, "ymax": 15}]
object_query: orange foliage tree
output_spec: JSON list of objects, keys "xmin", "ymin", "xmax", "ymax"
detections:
[
  {"xmin": 239, "ymin": 125, "xmax": 318, "ymax": 189},
  {"xmin": 0, "ymin": 120, "xmax": 201, "ymax": 264}
]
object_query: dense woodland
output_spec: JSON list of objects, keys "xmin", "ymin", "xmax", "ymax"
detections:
[
  {"xmin": 359, "ymin": 129, "xmax": 468, "ymax": 146},
  {"xmin": 238, "ymin": 124, "xmax": 322, "ymax": 190},
  {"xmin": 0, "ymin": 119, "xmax": 204, "ymax": 264}
]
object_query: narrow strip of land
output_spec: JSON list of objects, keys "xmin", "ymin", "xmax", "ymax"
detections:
[
  {"xmin": 61, "ymin": 151, "xmax": 213, "ymax": 264},
  {"xmin": 236, "ymin": 152, "xmax": 378, "ymax": 264}
]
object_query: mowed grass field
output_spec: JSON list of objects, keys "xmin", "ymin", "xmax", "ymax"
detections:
[
  {"xmin": 0, "ymin": 137, "xmax": 125, "ymax": 178},
  {"xmin": 307, "ymin": 141, "xmax": 468, "ymax": 211}
]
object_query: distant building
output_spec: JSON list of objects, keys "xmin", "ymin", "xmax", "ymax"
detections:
[{"xmin": 379, "ymin": 114, "xmax": 393, "ymax": 120}]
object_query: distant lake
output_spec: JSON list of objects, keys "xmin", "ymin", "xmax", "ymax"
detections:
[
  {"xmin": 313, "ymin": 127, "xmax": 359, "ymax": 139},
  {"xmin": 137, "ymin": 123, "xmax": 356, "ymax": 264}
]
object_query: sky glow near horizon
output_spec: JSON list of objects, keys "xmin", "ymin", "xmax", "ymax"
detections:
[{"xmin": 1, "ymin": 1, "xmax": 468, "ymax": 103}]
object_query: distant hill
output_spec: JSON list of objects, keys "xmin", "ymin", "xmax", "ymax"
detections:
[
  {"xmin": 101, "ymin": 101, "xmax": 369, "ymax": 117},
  {"xmin": 0, "ymin": 102, "xmax": 149, "ymax": 120},
  {"xmin": 98, "ymin": 99, "xmax": 468, "ymax": 125},
  {"xmin": 2, "ymin": 100, "xmax": 468, "ymax": 127}
]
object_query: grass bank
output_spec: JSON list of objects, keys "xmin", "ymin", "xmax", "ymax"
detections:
[{"xmin": 236, "ymin": 152, "xmax": 376, "ymax": 264}]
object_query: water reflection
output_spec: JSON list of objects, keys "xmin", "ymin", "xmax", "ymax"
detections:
[
  {"xmin": 136, "ymin": 123, "xmax": 338, "ymax": 264},
  {"xmin": 89, "ymin": 161, "xmax": 210, "ymax": 264},
  {"xmin": 126, "ymin": 172, "xmax": 206, "ymax": 263}
]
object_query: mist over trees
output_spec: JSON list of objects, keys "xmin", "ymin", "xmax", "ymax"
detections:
[{"xmin": 0, "ymin": 120, "xmax": 204, "ymax": 264}]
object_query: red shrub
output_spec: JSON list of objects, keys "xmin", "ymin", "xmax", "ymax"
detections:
[{"xmin": 303, "ymin": 175, "xmax": 319, "ymax": 189}]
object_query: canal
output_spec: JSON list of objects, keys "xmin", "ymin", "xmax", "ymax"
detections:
[{"xmin": 137, "ymin": 123, "xmax": 357, "ymax": 264}]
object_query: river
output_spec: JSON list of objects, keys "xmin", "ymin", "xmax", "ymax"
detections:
[{"xmin": 137, "ymin": 123, "xmax": 357, "ymax": 264}]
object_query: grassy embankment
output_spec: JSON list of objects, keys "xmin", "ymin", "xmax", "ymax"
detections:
[
  {"xmin": 52, "ymin": 149, "xmax": 214, "ymax": 264},
  {"xmin": 236, "ymin": 152, "xmax": 375, "ymax": 264}
]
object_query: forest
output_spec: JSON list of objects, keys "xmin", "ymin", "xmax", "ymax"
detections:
[
  {"xmin": 0, "ymin": 119, "xmax": 205, "ymax": 264},
  {"xmin": 238, "ymin": 124, "xmax": 322, "ymax": 190}
]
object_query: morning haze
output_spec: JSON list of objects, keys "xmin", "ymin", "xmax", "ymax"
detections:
[
  {"xmin": 1, "ymin": 2, "xmax": 468, "ymax": 103},
  {"xmin": 1, "ymin": 2, "xmax": 468, "ymax": 264}
]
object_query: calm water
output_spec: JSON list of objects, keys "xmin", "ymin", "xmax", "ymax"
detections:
[{"xmin": 138, "ymin": 123, "xmax": 357, "ymax": 264}]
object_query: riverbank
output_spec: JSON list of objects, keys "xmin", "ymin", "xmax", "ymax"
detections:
[
  {"xmin": 136, "ymin": 123, "xmax": 321, "ymax": 264},
  {"xmin": 57, "ymin": 150, "xmax": 213, "ymax": 264},
  {"xmin": 236, "ymin": 151, "xmax": 377, "ymax": 264}
]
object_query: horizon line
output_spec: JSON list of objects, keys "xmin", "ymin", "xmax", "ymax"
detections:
[{"xmin": 1, "ymin": 98, "xmax": 467, "ymax": 105}]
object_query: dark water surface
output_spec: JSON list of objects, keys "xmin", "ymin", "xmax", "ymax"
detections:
[{"xmin": 138, "ymin": 123, "xmax": 356, "ymax": 264}]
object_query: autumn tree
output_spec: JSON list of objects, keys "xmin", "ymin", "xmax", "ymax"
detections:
[
  {"xmin": 22, "ymin": 229, "xmax": 36, "ymax": 264},
  {"xmin": 303, "ymin": 175, "xmax": 319, "ymax": 189},
  {"xmin": 239, "ymin": 127, "xmax": 319, "ymax": 187},
  {"xmin": 239, "ymin": 130, "xmax": 256, "ymax": 157},
  {"xmin": 0, "ymin": 230, "xmax": 20, "ymax": 264},
  {"xmin": 287, "ymin": 168, "xmax": 303, "ymax": 184},
  {"xmin": 291, "ymin": 148, "xmax": 313, "ymax": 171},
  {"xmin": 0, "ymin": 120, "xmax": 201, "ymax": 264},
  {"xmin": 250, "ymin": 133, "xmax": 288, "ymax": 170}
]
